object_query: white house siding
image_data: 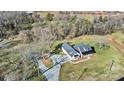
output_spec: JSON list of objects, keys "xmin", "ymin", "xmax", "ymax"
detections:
[
  {"xmin": 62, "ymin": 47, "xmax": 72, "ymax": 60},
  {"xmin": 62, "ymin": 47, "xmax": 80, "ymax": 60}
]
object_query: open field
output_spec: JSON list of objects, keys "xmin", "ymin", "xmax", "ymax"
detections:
[
  {"xmin": 51, "ymin": 31, "xmax": 124, "ymax": 80},
  {"xmin": 1, "ymin": 31, "xmax": 124, "ymax": 81}
]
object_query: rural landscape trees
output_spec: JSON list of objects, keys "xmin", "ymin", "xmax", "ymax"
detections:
[
  {"xmin": 0, "ymin": 11, "xmax": 124, "ymax": 41},
  {"xmin": 0, "ymin": 11, "xmax": 124, "ymax": 80}
]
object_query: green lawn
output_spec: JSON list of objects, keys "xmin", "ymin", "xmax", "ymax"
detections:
[
  {"xmin": 1, "ymin": 31, "xmax": 124, "ymax": 81},
  {"xmin": 52, "ymin": 32, "xmax": 124, "ymax": 81},
  {"xmin": 112, "ymin": 31, "xmax": 124, "ymax": 43}
]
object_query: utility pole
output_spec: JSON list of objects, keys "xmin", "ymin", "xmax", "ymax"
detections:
[
  {"xmin": 109, "ymin": 60, "xmax": 115, "ymax": 71},
  {"xmin": 78, "ymin": 68, "xmax": 88, "ymax": 80},
  {"xmin": 36, "ymin": 62, "xmax": 40, "ymax": 77}
]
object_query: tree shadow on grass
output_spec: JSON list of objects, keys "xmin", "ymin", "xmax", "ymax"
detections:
[
  {"xmin": 91, "ymin": 46, "xmax": 96, "ymax": 53},
  {"xmin": 52, "ymin": 43, "xmax": 63, "ymax": 54},
  {"xmin": 117, "ymin": 77, "xmax": 124, "ymax": 81}
]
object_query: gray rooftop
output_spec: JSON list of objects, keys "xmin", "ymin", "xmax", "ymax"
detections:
[
  {"xmin": 73, "ymin": 43, "xmax": 92, "ymax": 53},
  {"xmin": 61, "ymin": 42, "xmax": 79, "ymax": 57}
]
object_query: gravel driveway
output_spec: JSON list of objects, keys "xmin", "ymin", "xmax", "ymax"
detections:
[{"xmin": 43, "ymin": 64, "xmax": 61, "ymax": 81}]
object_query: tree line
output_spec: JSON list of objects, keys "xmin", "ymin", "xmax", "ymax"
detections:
[{"xmin": 0, "ymin": 11, "xmax": 124, "ymax": 40}]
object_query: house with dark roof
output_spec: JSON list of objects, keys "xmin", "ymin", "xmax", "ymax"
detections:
[
  {"xmin": 73, "ymin": 43, "xmax": 93, "ymax": 55},
  {"xmin": 61, "ymin": 42, "xmax": 80, "ymax": 60},
  {"xmin": 61, "ymin": 42, "xmax": 93, "ymax": 60}
]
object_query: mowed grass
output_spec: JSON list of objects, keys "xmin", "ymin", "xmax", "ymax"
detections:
[{"xmin": 52, "ymin": 32, "xmax": 124, "ymax": 81}]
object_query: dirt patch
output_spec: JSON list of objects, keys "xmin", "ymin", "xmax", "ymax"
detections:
[
  {"xmin": 43, "ymin": 58, "xmax": 53, "ymax": 68},
  {"xmin": 71, "ymin": 54, "xmax": 93, "ymax": 64},
  {"xmin": 121, "ymin": 41, "xmax": 124, "ymax": 46},
  {"xmin": 108, "ymin": 36, "xmax": 124, "ymax": 53},
  {"xmin": 89, "ymin": 54, "xmax": 96, "ymax": 61},
  {"xmin": 78, "ymin": 35, "xmax": 93, "ymax": 41}
]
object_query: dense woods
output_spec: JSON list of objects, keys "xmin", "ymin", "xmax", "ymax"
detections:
[{"xmin": 0, "ymin": 11, "xmax": 124, "ymax": 40}]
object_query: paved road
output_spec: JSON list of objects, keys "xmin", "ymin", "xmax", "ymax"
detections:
[
  {"xmin": 38, "ymin": 59, "xmax": 61, "ymax": 81},
  {"xmin": 37, "ymin": 60, "xmax": 48, "ymax": 73},
  {"xmin": 50, "ymin": 55, "xmax": 70, "ymax": 65},
  {"xmin": 43, "ymin": 64, "xmax": 61, "ymax": 81},
  {"xmin": 38, "ymin": 55, "xmax": 70, "ymax": 81}
]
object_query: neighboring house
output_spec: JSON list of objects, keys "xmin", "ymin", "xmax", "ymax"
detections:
[
  {"xmin": 61, "ymin": 42, "xmax": 80, "ymax": 60},
  {"xmin": 61, "ymin": 42, "xmax": 93, "ymax": 60}
]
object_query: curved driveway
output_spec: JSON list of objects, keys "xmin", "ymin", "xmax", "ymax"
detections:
[{"xmin": 38, "ymin": 55, "xmax": 70, "ymax": 81}]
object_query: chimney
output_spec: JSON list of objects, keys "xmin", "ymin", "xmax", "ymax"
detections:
[{"xmin": 78, "ymin": 47, "xmax": 83, "ymax": 58}]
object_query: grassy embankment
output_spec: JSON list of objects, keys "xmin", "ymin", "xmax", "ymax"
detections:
[{"xmin": 51, "ymin": 31, "xmax": 124, "ymax": 81}]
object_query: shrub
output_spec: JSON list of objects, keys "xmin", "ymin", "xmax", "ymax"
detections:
[{"xmin": 46, "ymin": 13, "xmax": 54, "ymax": 21}]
